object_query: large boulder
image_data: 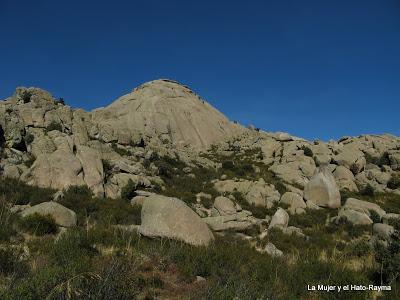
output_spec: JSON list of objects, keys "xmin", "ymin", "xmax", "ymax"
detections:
[
  {"xmin": 138, "ymin": 195, "xmax": 214, "ymax": 246},
  {"xmin": 343, "ymin": 198, "xmax": 386, "ymax": 219},
  {"xmin": 338, "ymin": 208, "xmax": 372, "ymax": 225},
  {"xmin": 333, "ymin": 166, "xmax": 359, "ymax": 192},
  {"xmin": 304, "ymin": 166, "xmax": 341, "ymax": 209},
  {"xmin": 21, "ymin": 202, "xmax": 77, "ymax": 227}
]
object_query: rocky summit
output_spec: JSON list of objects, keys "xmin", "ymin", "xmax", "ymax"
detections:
[{"xmin": 1, "ymin": 80, "xmax": 400, "ymax": 298}]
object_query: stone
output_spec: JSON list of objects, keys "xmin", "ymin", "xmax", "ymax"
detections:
[
  {"xmin": 333, "ymin": 166, "xmax": 359, "ymax": 192},
  {"xmin": 304, "ymin": 166, "xmax": 341, "ymax": 209},
  {"xmin": 202, "ymin": 210, "xmax": 254, "ymax": 232},
  {"xmin": 138, "ymin": 195, "xmax": 214, "ymax": 246},
  {"xmin": 338, "ymin": 208, "xmax": 373, "ymax": 225},
  {"xmin": 213, "ymin": 196, "xmax": 237, "ymax": 216},
  {"xmin": 280, "ymin": 192, "xmax": 306, "ymax": 215},
  {"xmin": 306, "ymin": 200, "xmax": 321, "ymax": 210},
  {"xmin": 214, "ymin": 178, "xmax": 280, "ymax": 207},
  {"xmin": 21, "ymin": 202, "xmax": 77, "ymax": 227},
  {"xmin": 264, "ymin": 242, "xmax": 283, "ymax": 257},
  {"xmin": 269, "ymin": 208, "xmax": 289, "ymax": 229},
  {"xmin": 343, "ymin": 198, "xmax": 386, "ymax": 219},
  {"xmin": 373, "ymin": 223, "xmax": 394, "ymax": 240}
]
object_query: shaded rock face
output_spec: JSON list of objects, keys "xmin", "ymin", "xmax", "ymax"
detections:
[
  {"xmin": 92, "ymin": 79, "xmax": 243, "ymax": 149},
  {"xmin": 304, "ymin": 166, "xmax": 341, "ymax": 209},
  {"xmin": 21, "ymin": 202, "xmax": 77, "ymax": 227},
  {"xmin": 138, "ymin": 195, "xmax": 214, "ymax": 246}
]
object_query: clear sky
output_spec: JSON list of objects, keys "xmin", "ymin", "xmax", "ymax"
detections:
[{"xmin": 1, "ymin": 0, "xmax": 399, "ymax": 141}]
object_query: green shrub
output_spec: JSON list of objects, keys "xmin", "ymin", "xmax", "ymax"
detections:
[
  {"xmin": 374, "ymin": 231, "xmax": 400, "ymax": 286},
  {"xmin": 388, "ymin": 175, "xmax": 400, "ymax": 190},
  {"xmin": 46, "ymin": 121, "xmax": 63, "ymax": 132},
  {"xmin": 302, "ymin": 146, "xmax": 313, "ymax": 157},
  {"xmin": 0, "ymin": 203, "xmax": 17, "ymax": 242},
  {"xmin": 102, "ymin": 159, "xmax": 113, "ymax": 176},
  {"xmin": 55, "ymin": 97, "xmax": 65, "ymax": 105},
  {"xmin": 24, "ymin": 133, "xmax": 34, "ymax": 144},
  {"xmin": 274, "ymin": 181, "xmax": 288, "ymax": 195},
  {"xmin": 361, "ymin": 184, "xmax": 375, "ymax": 197},
  {"xmin": 19, "ymin": 213, "xmax": 58, "ymax": 236},
  {"xmin": 378, "ymin": 152, "xmax": 391, "ymax": 167},
  {"xmin": 0, "ymin": 247, "xmax": 28, "ymax": 277},
  {"xmin": 222, "ymin": 160, "xmax": 235, "ymax": 170},
  {"xmin": 0, "ymin": 177, "xmax": 54, "ymax": 205},
  {"xmin": 111, "ymin": 143, "xmax": 131, "ymax": 156},
  {"xmin": 369, "ymin": 209, "xmax": 381, "ymax": 223},
  {"xmin": 348, "ymin": 240, "xmax": 371, "ymax": 257},
  {"xmin": 289, "ymin": 208, "xmax": 330, "ymax": 229},
  {"xmin": 121, "ymin": 179, "xmax": 136, "ymax": 201}
]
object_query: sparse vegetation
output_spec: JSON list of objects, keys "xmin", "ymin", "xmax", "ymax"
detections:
[
  {"xmin": 361, "ymin": 184, "xmax": 375, "ymax": 197},
  {"xmin": 0, "ymin": 177, "xmax": 54, "ymax": 205},
  {"xmin": 121, "ymin": 179, "xmax": 136, "ymax": 201},
  {"xmin": 18, "ymin": 213, "xmax": 58, "ymax": 236},
  {"xmin": 302, "ymin": 146, "xmax": 314, "ymax": 157},
  {"xmin": 388, "ymin": 174, "xmax": 400, "ymax": 190},
  {"xmin": 24, "ymin": 133, "xmax": 34, "ymax": 145},
  {"xmin": 46, "ymin": 121, "xmax": 63, "ymax": 132},
  {"xmin": 111, "ymin": 142, "xmax": 131, "ymax": 156}
]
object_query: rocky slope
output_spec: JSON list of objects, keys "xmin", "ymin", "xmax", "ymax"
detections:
[
  {"xmin": 1, "ymin": 80, "xmax": 399, "ymax": 200},
  {"xmin": 2, "ymin": 79, "xmax": 400, "ymax": 298}
]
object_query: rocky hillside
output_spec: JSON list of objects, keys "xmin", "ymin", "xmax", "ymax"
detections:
[{"xmin": 1, "ymin": 80, "xmax": 400, "ymax": 299}]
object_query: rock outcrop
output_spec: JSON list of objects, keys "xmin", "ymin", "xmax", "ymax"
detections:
[
  {"xmin": 304, "ymin": 166, "xmax": 341, "ymax": 209},
  {"xmin": 91, "ymin": 79, "xmax": 243, "ymax": 149},
  {"xmin": 138, "ymin": 195, "xmax": 214, "ymax": 246},
  {"xmin": 20, "ymin": 202, "xmax": 77, "ymax": 227}
]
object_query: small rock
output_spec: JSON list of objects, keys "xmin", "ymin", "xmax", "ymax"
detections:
[
  {"xmin": 269, "ymin": 208, "xmax": 289, "ymax": 229},
  {"xmin": 373, "ymin": 223, "xmax": 394, "ymax": 240},
  {"xmin": 264, "ymin": 242, "xmax": 283, "ymax": 257}
]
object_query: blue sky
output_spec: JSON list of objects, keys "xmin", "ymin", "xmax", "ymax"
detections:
[{"xmin": 1, "ymin": 0, "xmax": 399, "ymax": 141}]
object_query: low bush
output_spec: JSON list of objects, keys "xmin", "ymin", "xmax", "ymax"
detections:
[
  {"xmin": 19, "ymin": 213, "xmax": 58, "ymax": 236},
  {"xmin": 369, "ymin": 209, "xmax": 381, "ymax": 223},
  {"xmin": 45, "ymin": 121, "xmax": 63, "ymax": 132},
  {"xmin": 121, "ymin": 179, "xmax": 136, "ymax": 201},
  {"xmin": 302, "ymin": 146, "xmax": 314, "ymax": 157},
  {"xmin": 388, "ymin": 174, "xmax": 400, "ymax": 190},
  {"xmin": 24, "ymin": 133, "xmax": 34, "ymax": 144},
  {"xmin": 0, "ymin": 177, "xmax": 54, "ymax": 205},
  {"xmin": 361, "ymin": 184, "xmax": 375, "ymax": 197},
  {"xmin": 0, "ymin": 247, "xmax": 28, "ymax": 277},
  {"xmin": 111, "ymin": 143, "xmax": 131, "ymax": 156}
]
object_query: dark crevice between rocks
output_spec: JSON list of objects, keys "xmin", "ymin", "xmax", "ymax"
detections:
[{"xmin": 0, "ymin": 126, "xmax": 5, "ymax": 148}]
